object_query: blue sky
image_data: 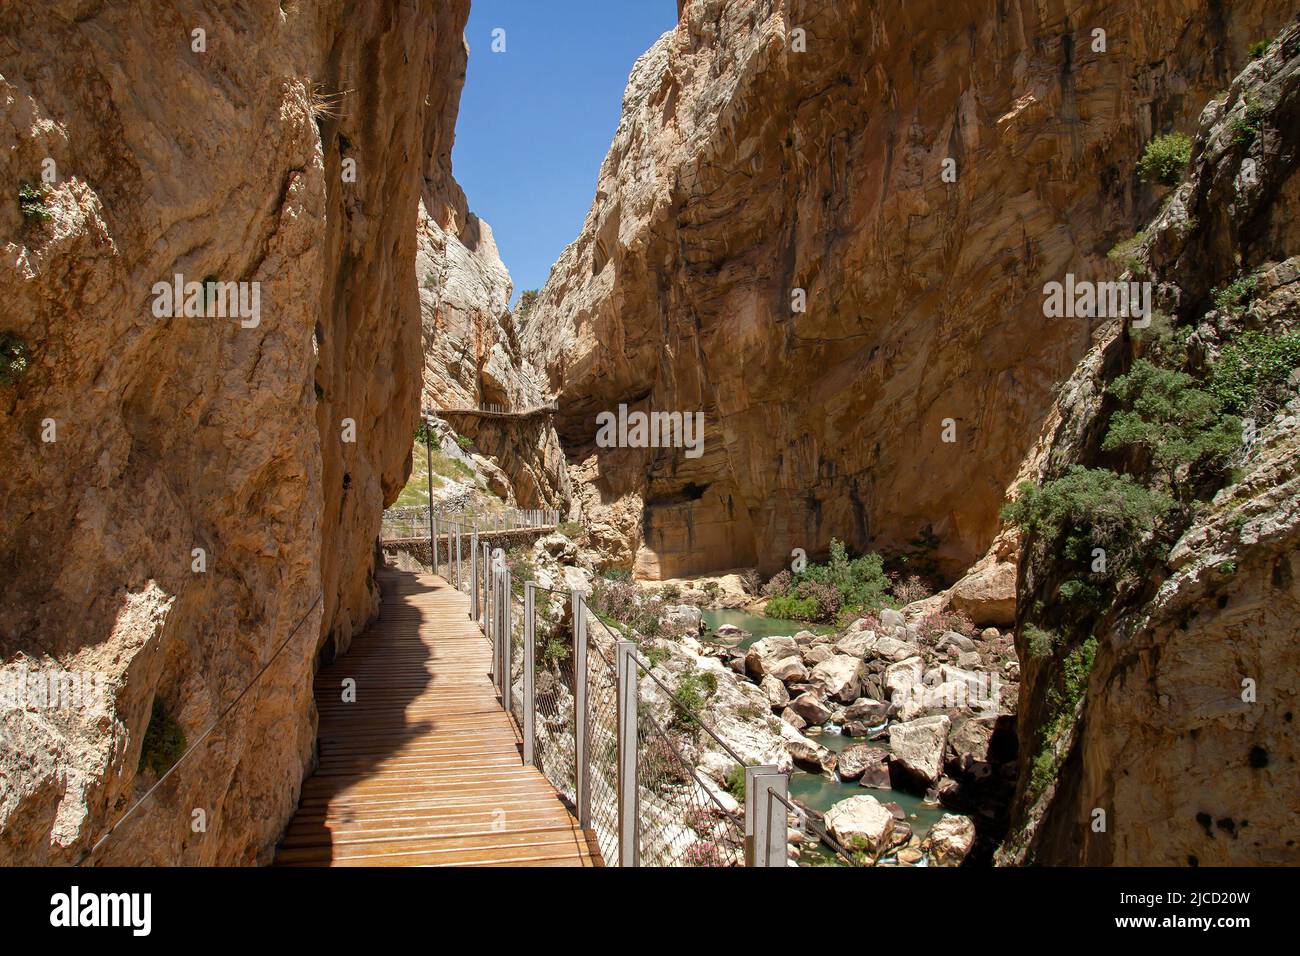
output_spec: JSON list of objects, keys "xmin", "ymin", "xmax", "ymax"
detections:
[{"xmin": 452, "ymin": 0, "xmax": 679, "ymax": 302}]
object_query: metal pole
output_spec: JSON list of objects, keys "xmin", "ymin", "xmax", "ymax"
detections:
[
  {"xmin": 501, "ymin": 566, "xmax": 512, "ymax": 708},
  {"xmin": 455, "ymin": 523, "xmax": 462, "ymax": 589},
  {"xmin": 523, "ymin": 582, "xmax": 536, "ymax": 765},
  {"xmin": 744, "ymin": 766, "xmax": 789, "ymax": 867},
  {"xmin": 470, "ymin": 527, "xmax": 479, "ymax": 618},
  {"xmin": 424, "ymin": 416, "xmax": 434, "ymax": 569},
  {"xmin": 432, "ymin": 514, "xmax": 439, "ymax": 578},
  {"xmin": 574, "ymin": 592, "xmax": 591, "ymax": 828},
  {"xmin": 616, "ymin": 639, "xmax": 639, "ymax": 867}
]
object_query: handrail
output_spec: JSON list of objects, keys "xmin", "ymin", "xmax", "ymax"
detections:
[{"xmin": 475, "ymin": 568, "xmax": 788, "ymax": 867}]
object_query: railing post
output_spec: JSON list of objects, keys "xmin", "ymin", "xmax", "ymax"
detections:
[
  {"xmin": 745, "ymin": 765, "xmax": 789, "ymax": 867},
  {"xmin": 455, "ymin": 524, "xmax": 462, "ymax": 590},
  {"xmin": 616, "ymin": 639, "xmax": 639, "ymax": 867},
  {"xmin": 573, "ymin": 592, "xmax": 591, "ymax": 828},
  {"xmin": 498, "ymin": 565, "xmax": 513, "ymax": 707},
  {"xmin": 480, "ymin": 542, "xmax": 490, "ymax": 626},
  {"xmin": 523, "ymin": 582, "xmax": 536, "ymax": 765},
  {"xmin": 470, "ymin": 528, "xmax": 479, "ymax": 618},
  {"xmin": 432, "ymin": 514, "xmax": 439, "ymax": 577}
]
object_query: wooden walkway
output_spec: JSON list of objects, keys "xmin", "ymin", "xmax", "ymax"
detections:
[{"xmin": 275, "ymin": 567, "xmax": 600, "ymax": 867}]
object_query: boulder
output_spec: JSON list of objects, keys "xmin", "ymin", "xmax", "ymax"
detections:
[
  {"xmin": 803, "ymin": 645, "xmax": 834, "ymax": 666},
  {"xmin": 844, "ymin": 697, "xmax": 889, "ymax": 724},
  {"xmin": 788, "ymin": 691, "xmax": 833, "ymax": 725},
  {"xmin": 837, "ymin": 743, "xmax": 877, "ymax": 781},
  {"xmin": 744, "ymin": 635, "xmax": 800, "ymax": 677},
  {"xmin": 537, "ymin": 533, "xmax": 578, "ymax": 563},
  {"xmin": 855, "ymin": 748, "xmax": 892, "ymax": 789},
  {"xmin": 661, "ymin": 604, "xmax": 703, "ymax": 634},
  {"xmin": 779, "ymin": 706, "xmax": 806, "ymax": 731},
  {"xmin": 760, "ymin": 674, "xmax": 790, "ymax": 710},
  {"xmin": 957, "ymin": 651, "xmax": 984, "ymax": 670},
  {"xmin": 880, "ymin": 609, "xmax": 906, "ymax": 629},
  {"xmin": 923, "ymin": 813, "xmax": 976, "ymax": 867},
  {"xmin": 823, "ymin": 795, "xmax": 895, "ymax": 857},
  {"xmin": 889, "ymin": 715, "xmax": 951, "ymax": 786},
  {"xmin": 884, "ymin": 656, "xmax": 924, "ymax": 701},
  {"xmin": 833, "ymin": 630, "xmax": 877, "ymax": 658},
  {"xmin": 871, "ymin": 635, "xmax": 922, "ymax": 662},
  {"xmin": 715, "ymin": 623, "xmax": 746, "ymax": 638},
  {"xmin": 768, "ymin": 657, "xmax": 809, "ymax": 683},
  {"xmin": 946, "ymin": 560, "xmax": 1016, "ymax": 626},
  {"xmin": 947, "ymin": 716, "xmax": 996, "ymax": 769},
  {"xmin": 937, "ymin": 630, "xmax": 976, "ymax": 653},
  {"xmin": 780, "ymin": 723, "xmax": 836, "ymax": 774},
  {"xmin": 809, "ymin": 655, "xmax": 864, "ymax": 703}
]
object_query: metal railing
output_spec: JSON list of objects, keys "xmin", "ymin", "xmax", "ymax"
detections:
[
  {"xmin": 381, "ymin": 506, "xmax": 559, "ymax": 545},
  {"xmin": 470, "ymin": 563, "xmax": 793, "ymax": 867}
]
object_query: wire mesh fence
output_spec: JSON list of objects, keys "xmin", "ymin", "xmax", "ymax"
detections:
[
  {"xmin": 480, "ymin": 572, "xmax": 803, "ymax": 867},
  {"xmin": 584, "ymin": 635, "xmax": 621, "ymax": 865}
]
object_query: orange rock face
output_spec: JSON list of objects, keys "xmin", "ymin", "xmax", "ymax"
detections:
[
  {"xmin": 525, "ymin": 0, "xmax": 1283, "ymax": 580},
  {"xmin": 0, "ymin": 0, "xmax": 469, "ymax": 864}
]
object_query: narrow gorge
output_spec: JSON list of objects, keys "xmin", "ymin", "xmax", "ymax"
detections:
[{"xmin": 1, "ymin": 0, "xmax": 1296, "ymax": 872}]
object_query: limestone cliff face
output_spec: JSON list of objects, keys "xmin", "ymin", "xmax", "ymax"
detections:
[
  {"xmin": 1000, "ymin": 27, "xmax": 1300, "ymax": 865},
  {"xmin": 0, "ymin": 0, "xmax": 467, "ymax": 864},
  {"xmin": 525, "ymin": 0, "xmax": 1286, "ymax": 581},
  {"xmin": 417, "ymin": 188, "xmax": 571, "ymax": 510}
]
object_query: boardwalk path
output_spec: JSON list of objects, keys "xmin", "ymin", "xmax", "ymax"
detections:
[{"xmin": 276, "ymin": 567, "xmax": 600, "ymax": 867}]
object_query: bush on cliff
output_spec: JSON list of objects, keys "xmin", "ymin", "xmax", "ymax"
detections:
[{"xmin": 1136, "ymin": 132, "xmax": 1192, "ymax": 186}]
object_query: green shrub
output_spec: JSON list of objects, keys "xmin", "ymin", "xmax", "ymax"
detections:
[
  {"xmin": 1103, "ymin": 360, "xmax": 1241, "ymax": 496},
  {"xmin": 602, "ymin": 568, "xmax": 631, "ymax": 582},
  {"xmin": 1209, "ymin": 330, "xmax": 1300, "ymax": 415},
  {"xmin": 1131, "ymin": 310, "xmax": 1188, "ymax": 368},
  {"xmin": 1107, "ymin": 231, "xmax": 1148, "ymax": 275},
  {"xmin": 557, "ymin": 520, "xmax": 584, "ymax": 539},
  {"xmin": 517, "ymin": 289, "xmax": 540, "ymax": 317},
  {"xmin": 764, "ymin": 594, "xmax": 819, "ymax": 621},
  {"xmin": 1136, "ymin": 132, "xmax": 1192, "ymax": 186},
  {"xmin": 139, "ymin": 699, "xmax": 186, "ymax": 776},
  {"xmin": 1229, "ymin": 94, "xmax": 1266, "ymax": 148},
  {"xmin": 1002, "ymin": 466, "xmax": 1174, "ymax": 572},
  {"xmin": 671, "ymin": 669, "xmax": 717, "ymax": 728},
  {"xmin": 1211, "ymin": 275, "xmax": 1259, "ymax": 312},
  {"xmin": 18, "ymin": 182, "xmax": 50, "ymax": 222},
  {"xmin": 724, "ymin": 764, "xmax": 746, "ymax": 801},
  {"xmin": 1248, "ymin": 39, "xmax": 1270, "ymax": 59},
  {"xmin": 456, "ymin": 434, "xmax": 473, "ymax": 451},
  {"xmin": 0, "ymin": 331, "xmax": 30, "ymax": 387},
  {"xmin": 428, "ymin": 449, "xmax": 473, "ymax": 482},
  {"xmin": 1029, "ymin": 746, "xmax": 1060, "ymax": 795},
  {"xmin": 1024, "ymin": 625, "xmax": 1060, "ymax": 660}
]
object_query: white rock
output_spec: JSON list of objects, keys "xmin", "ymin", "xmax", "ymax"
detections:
[
  {"xmin": 810, "ymin": 654, "xmax": 864, "ymax": 703},
  {"xmin": 889, "ymin": 715, "xmax": 951, "ymax": 784},
  {"xmin": 824, "ymin": 794, "xmax": 895, "ymax": 857}
]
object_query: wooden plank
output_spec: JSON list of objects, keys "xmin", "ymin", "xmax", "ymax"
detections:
[{"xmin": 274, "ymin": 566, "xmax": 599, "ymax": 868}]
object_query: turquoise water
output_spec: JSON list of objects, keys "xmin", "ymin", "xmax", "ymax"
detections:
[
  {"xmin": 701, "ymin": 608, "xmax": 834, "ymax": 650},
  {"xmin": 700, "ymin": 607, "xmax": 942, "ymax": 865},
  {"xmin": 791, "ymin": 727, "xmax": 946, "ymax": 866}
]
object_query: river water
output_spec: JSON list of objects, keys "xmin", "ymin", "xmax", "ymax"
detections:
[{"xmin": 701, "ymin": 608, "xmax": 945, "ymax": 865}]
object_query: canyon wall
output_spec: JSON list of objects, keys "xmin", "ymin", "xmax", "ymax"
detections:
[
  {"xmin": 1000, "ymin": 26, "xmax": 1300, "ymax": 865},
  {"xmin": 525, "ymin": 0, "xmax": 1286, "ymax": 581},
  {"xmin": 0, "ymin": 0, "xmax": 467, "ymax": 864},
  {"xmin": 417, "ymin": 188, "xmax": 571, "ymax": 510}
]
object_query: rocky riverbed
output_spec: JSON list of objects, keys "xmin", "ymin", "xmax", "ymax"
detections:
[{"xmin": 520, "ymin": 530, "xmax": 1020, "ymax": 866}]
